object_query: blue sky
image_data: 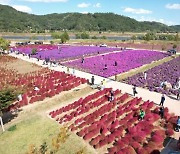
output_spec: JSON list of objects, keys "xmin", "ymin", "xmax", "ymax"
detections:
[{"xmin": 0, "ymin": 0, "xmax": 180, "ymax": 25}]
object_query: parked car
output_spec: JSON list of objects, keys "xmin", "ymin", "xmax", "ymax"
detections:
[
  {"xmin": 100, "ymin": 44, "xmax": 107, "ymax": 47},
  {"xmin": 167, "ymin": 49, "xmax": 176, "ymax": 54}
]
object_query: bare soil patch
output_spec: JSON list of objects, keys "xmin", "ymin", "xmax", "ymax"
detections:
[{"xmin": 1, "ymin": 57, "xmax": 42, "ymax": 74}]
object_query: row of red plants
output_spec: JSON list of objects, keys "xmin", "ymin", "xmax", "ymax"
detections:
[
  {"xmin": 49, "ymin": 88, "xmax": 177, "ymax": 153},
  {"xmin": 0, "ymin": 55, "xmax": 87, "ymax": 111}
]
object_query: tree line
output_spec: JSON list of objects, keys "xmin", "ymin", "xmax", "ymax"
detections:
[{"xmin": 0, "ymin": 4, "xmax": 180, "ymax": 33}]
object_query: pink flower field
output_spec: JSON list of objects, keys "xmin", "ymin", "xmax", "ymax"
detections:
[{"xmin": 64, "ymin": 49, "xmax": 169, "ymax": 77}]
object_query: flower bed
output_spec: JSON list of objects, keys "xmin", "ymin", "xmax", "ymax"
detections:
[
  {"xmin": 49, "ymin": 88, "xmax": 177, "ymax": 153},
  {"xmin": 12, "ymin": 44, "xmax": 119, "ymax": 61},
  {"xmin": 65, "ymin": 49, "xmax": 168, "ymax": 77},
  {"xmin": 0, "ymin": 55, "xmax": 87, "ymax": 111},
  {"xmin": 124, "ymin": 56, "xmax": 180, "ymax": 95}
]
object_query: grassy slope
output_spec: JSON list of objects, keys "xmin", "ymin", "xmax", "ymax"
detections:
[
  {"xmin": 0, "ymin": 115, "xmax": 59, "ymax": 154},
  {"xmin": 0, "ymin": 115, "xmax": 96, "ymax": 154}
]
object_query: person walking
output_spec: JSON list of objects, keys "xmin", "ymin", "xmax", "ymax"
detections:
[
  {"xmin": 81, "ymin": 57, "xmax": 84, "ymax": 63},
  {"xmin": 175, "ymin": 116, "xmax": 180, "ymax": 132},
  {"xmin": 159, "ymin": 94, "xmax": 165, "ymax": 106},
  {"xmin": 114, "ymin": 61, "xmax": 117, "ymax": 66},
  {"xmin": 177, "ymin": 88, "xmax": 180, "ymax": 100},
  {"xmin": 144, "ymin": 71, "xmax": 147, "ymax": 80},
  {"xmin": 138, "ymin": 109, "xmax": 145, "ymax": 120},
  {"xmin": 101, "ymin": 79, "xmax": 106, "ymax": 90},
  {"xmin": 109, "ymin": 90, "xmax": 114, "ymax": 102},
  {"xmin": 91, "ymin": 76, "xmax": 95, "ymax": 85},
  {"xmin": 67, "ymin": 67, "xmax": 70, "ymax": 74},
  {"xmin": 133, "ymin": 85, "xmax": 138, "ymax": 96},
  {"xmin": 72, "ymin": 67, "xmax": 75, "ymax": 75},
  {"xmin": 103, "ymin": 64, "xmax": 107, "ymax": 70}
]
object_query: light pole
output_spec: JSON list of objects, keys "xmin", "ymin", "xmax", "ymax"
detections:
[
  {"xmin": 0, "ymin": 110, "xmax": 5, "ymax": 132},
  {"xmin": 0, "ymin": 116, "xmax": 5, "ymax": 132}
]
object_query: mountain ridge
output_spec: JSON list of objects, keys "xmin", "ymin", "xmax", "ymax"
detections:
[{"xmin": 0, "ymin": 4, "xmax": 179, "ymax": 33}]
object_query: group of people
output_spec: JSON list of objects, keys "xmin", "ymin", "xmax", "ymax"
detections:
[
  {"xmin": 42, "ymin": 57, "xmax": 58, "ymax": 67},
  {"xmin": 66, "ymin": 67, "xmax": 75, "ymax": 75},
  {"xmin": 160, "ymin": 78, "xmax": 180, "ymax": 100},
  {"xmin": 90, "ymin": 76, "xmax": 106, "ymax": 90}
]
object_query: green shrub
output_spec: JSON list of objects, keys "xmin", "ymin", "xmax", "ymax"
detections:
[
  {"xmin": 173, "ymin": 44, "xmax": 177, "ymax": 49},
  {"xmin": 31, "ymin": 48, "xmax": 37, "ymax": 55},
  {"xmin": 81, "ymin": 32, "xmax": 90, "ymax": 39},
  {"xmin": 0, "ymin": 86, "xmax": 22, "ymax": 110},
  {"xmin": 8, "ymin": 125, "xmax": 17, "ymax": 131},
  {"xmin": 91, "ymin": 36, "xmax": 97, "ymax": 39},
  {"xmin": 100, "ymin": 36, "xmax": 107, "ymax": 39}
]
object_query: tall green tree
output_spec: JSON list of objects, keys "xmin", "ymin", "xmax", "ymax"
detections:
[
  {"xmin": 0, "ymin": 37, "xmax": 10, "ymax": 51},
  {"xmin": 131, "ymin": 35, "xmax": 136, "ymax": 43},
  {"xmin": 60, "ymin": 31, "xmax": 70, "ymax": 43}
]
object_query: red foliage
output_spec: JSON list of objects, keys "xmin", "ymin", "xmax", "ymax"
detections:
[
  {"xmin": 154, "ymin": 130, "xmax": 166, "ymax": 138},
  {"xmin": 133, "ymin": 135, "xmax": 144, "ymax": 144},
  {"xmin": 130, "ymin": 141, "xmax": 141, "ymax": 151},
  {"xmin": 147, "ymin": 141, "xmax": 158, "ymax": 150},
  {"xmin": 168, "ymin": 116, "xmax": 178, "ymax": 124},
  {"xmin": 108, "ymin": 146, "xmax": 118, "ymax": 153},
  {"xmin": 165, "ymin": 128, "xmax": 174, "ymax": 136},
  {"xmin": 151, "ymin": 135, "xmax": 164, "ymax": 144},
  {"xmin": 116, "ymin": 140, "xmax": 126, "ymax": 149},
  {"xmin": 94, "ymin": 143, "xmax": 100, "ymax": 149},
  {"xmin": 137, "ymin": 148, "xmax": 149, "ymax": 154},
  {"xmin": 99, "ymin": 139, "xmax": 107, "ymax": 147}
]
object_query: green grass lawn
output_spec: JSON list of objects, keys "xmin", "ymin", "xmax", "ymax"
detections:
[
  {"xmin": 0, "ymin": 115, "xmax": 59, "ymax": 154},
  {"xmin": 0, "ymin": 115, "xmax": 96, "ymax": 154}
]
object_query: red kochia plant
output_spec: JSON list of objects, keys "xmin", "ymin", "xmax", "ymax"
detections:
[
  {"xmin": 168, "ymin": 116, "xmax": 178, "ymax": 124},
  {"xmin": 116, "ymin": 140, "xmax": 126, "ymax": 149},
  {"xmin": 137, "ymin": 148, "xmax": 149, "ymax": 154},
  {"xmin": 116, "ymin": 151, "xmax": 124, "ymax": 154},
  {"xmin": 121, "ymin": 146, "xmax": 136, "ymax": 154},
  {"xmin": 108, "ymin": 146, "xmax": 118, "ymax": 153},
  {"xmin": 130, "ymin": 141, "xmax": 141, "ymax": 151},
  {"xmin": 153, "ymin": 130, "xmax": 166, "ymax": 138},
  {"xmin": 77, "ymin": 130, "xmax": 85, "ymax": 137},
  {"xmin": 151, "ymin": 135, "xmax": 164, "ymax": 145},
  {"xmin": 90, "ymin": 137, "xmax": 99, "ymax": 146},
  {"xmin": 94, "ymin": 143, "xmax": 100, "ymax": 149},
  {"xmin": 99, "ymin": 139, "xmax": 108, "ymax": 147},
  {"xmin": 133, "ymin": 135, "xmax": 144, "ymax": 144},
  {"xmin": 165, "ymin": 128, "xmax": 174, "ymax": 136},
  {"xmin": 147, "ymin": 141, "xmax": 158, "ymax": 150}
]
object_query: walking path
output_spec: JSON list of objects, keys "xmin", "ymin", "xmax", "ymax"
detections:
[{"xmin": 9, "ymin": 52, "xmax": 180, "ymax": 116}]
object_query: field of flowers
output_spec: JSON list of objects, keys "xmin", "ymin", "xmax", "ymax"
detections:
[
  {"xmin": 0, "ymin": 55, "xmax": 87, "ymax": 111},
  {"xmin": 12, "ymin": 44, "xmax": 119, "ymax": 61},
  {"xmin": 124, "ymin": 56, "xmax": 180, "ymax": 95},
  {"xmin": 65, "ymin": 50, "xmax": 169, "ymax": 77},
  {"xmin": 50, "ymin": 88, "xmax": 177, "ymax": 153}
]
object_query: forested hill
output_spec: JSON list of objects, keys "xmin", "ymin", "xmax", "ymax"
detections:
[{"xmin": 0, "ymin": 4, "xmax": 179, "ymax": 33}]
